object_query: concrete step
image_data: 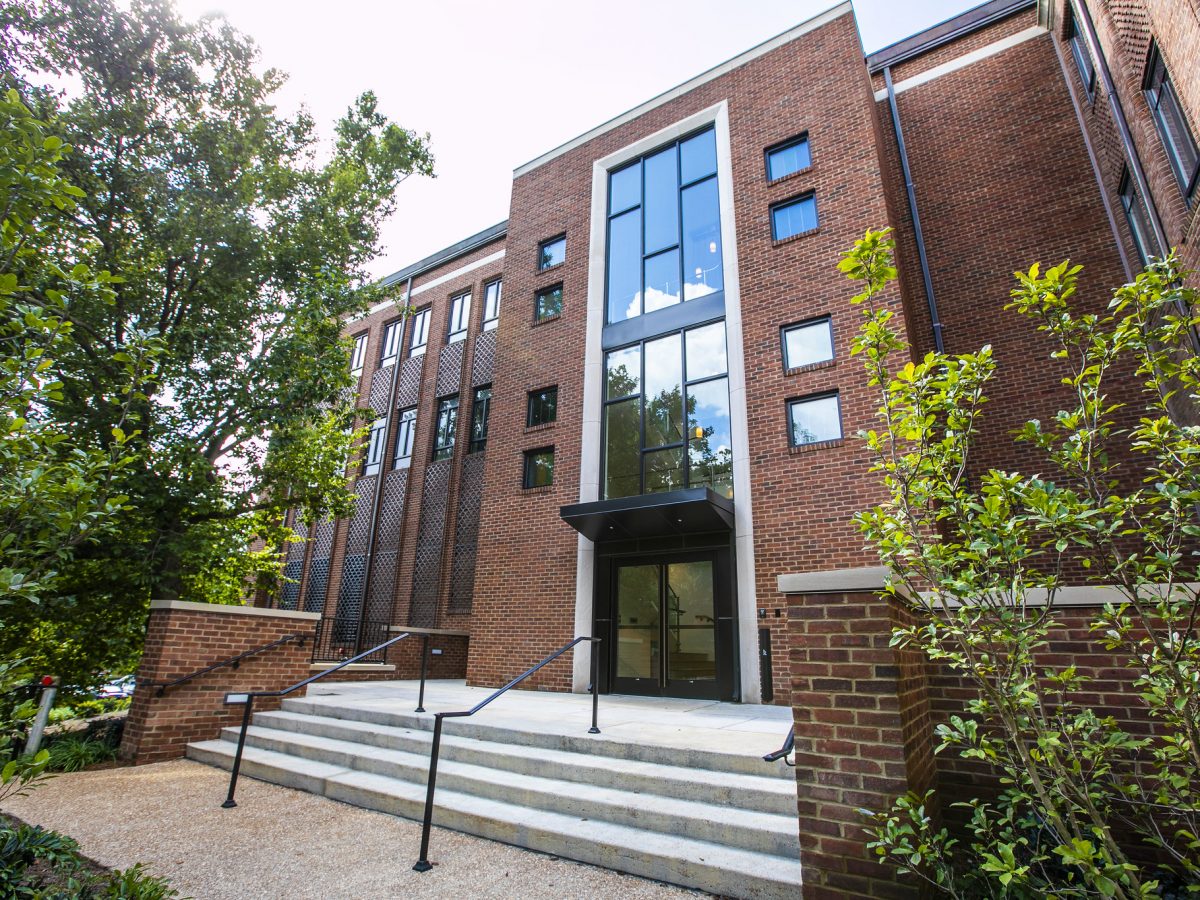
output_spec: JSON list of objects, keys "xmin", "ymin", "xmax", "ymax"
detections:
[
  {"xmin": 281, "ymin": 695, "xmax": 794, "ymax": 779},
  {"xmin": 221, "ymin": 723, "xmax": 798, "ymax": 856},
  {"xmin": 187, "ymin": 739, "xmax": 802, "ymax": 899},
  {"xmin": 252, "ymin": 709, "xmax": 798, "ymax": 815}
]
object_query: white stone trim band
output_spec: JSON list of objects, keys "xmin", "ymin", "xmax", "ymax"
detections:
[{"xmin": 149, "ymin": 599, "xmax": 321, "ymax": 621}]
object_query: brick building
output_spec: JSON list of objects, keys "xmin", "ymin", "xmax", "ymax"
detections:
[{"xmin": 127, "ymin": 0, "xmax": 1198, "ymax": 895}]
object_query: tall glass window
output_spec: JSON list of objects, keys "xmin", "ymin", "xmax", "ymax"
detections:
[
  {"xmin": 380, "ymin": 320, "xmax": 402, "ymax": 366},
  {"xmin": 432, "ymin": 396, "xmax": 459, "ymax": 461},
  {"xmin": 409, "ymin": 308, "xmax": 431, "ymax": 357},
  {"xmin": 349, "ymin": 332, "xmax": 368, "ymax": 375},
  {"xmin": 1119, "ymin": 169, "xmax": 1154, "ymax": 267},
  {"xmin": 602, "ymin": 320, "xmax": 732, "ymax": 499},
  {"xmin": 363, "ymin": 416, "xmax": 387, "ymax": 476},
  {"xmin": 1068, "ymin": 14, "xmax": 1095, "ymax": 100},
  {"xmin": 393, "ymin": 407, "xmax": 416, "ymax": 468},
  {"xmin": 448, "ymin": 293, "xmax": 471, "ymax": 343},
  {"xmin": 469, "ymin": 386, "xmax": 491, "ymax": 452},
  {"xmin": 1144, "ymin": 44, "xmax": 1199, "ymax": 202},
  {"xmin": 483, "ymin": 279, "xmax": 502, "ymax": 330},
  {"xmin": 606, "ymin": 128, "xmax": 723, "ymax": 324}
]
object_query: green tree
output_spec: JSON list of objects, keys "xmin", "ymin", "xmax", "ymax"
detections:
[
  {"xmin": 847, "ymin": 229, "xmax": 1199, "ymax": 897},
  {"xmin": 0, "ymin": 0, "xmax": 434, "ymax": 686}
]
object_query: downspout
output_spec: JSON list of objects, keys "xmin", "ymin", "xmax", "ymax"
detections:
[
  {"xmin": 355, "ymin": 274, "xmax": 415, "ymax": 649},
  {"xmin": 884, "ymin": 66, "xmax": 945, "ymax": 354}
]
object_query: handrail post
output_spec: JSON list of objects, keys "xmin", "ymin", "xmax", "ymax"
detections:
[
  {"xmin": 415, "ymin": 633, "xmax": 429, "ymax": 714},
  {"xmin": 222, "ymin": 695, "xmax": 254, "ymax": 808},
  {"xmin": 413, "ymin": 714, "xmax": 444, "ymax": 872},
  {"xmin": 589, "ymin": 637, "xmax": 601, "ymax": 735}
]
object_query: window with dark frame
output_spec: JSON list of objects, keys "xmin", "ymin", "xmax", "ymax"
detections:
[
  {"xmin": 765, "ymin": 134, "xmax": 811, "ymax": 181},
  {"xmin": 782, "ymin": 317, "xmax": 834, "ymax": 370},
  {"xmin": 788, "ymin": 392, "xmax": 842, "ymax": 447},
  {"xmin": 538, "ymin": 236, "xmax": 566, "ymax": 270},
  {"xmin": 447, "ymin": 292, "xmax": 471, "ymax": 343},
  {"xmin": 432, "ymin": 395, "xmax": 459, "ymax": 461},
  {"xmin": 771, "ymin": 194, "xmax": 818, "ymax": 241},
  {"xmin": 380, "ymin": 319, "xmax": 402, "ymax": 366},
  {"xmin": 393, "ymin": 407, "xmax": 416, "ymax": 468},
  {"xmin": 1144, "ymin": 43, "xmax": 1200, "ymax": 202},
  {"xmin": 363, "ymin": 416, "xmax": 388, "ymax": 476},
  {"xmin": 523, "ymin": 447, "xmax": 555, "ymax": 488},
  {"xmin": 606, "ymin": 127, "xmax": 723, "ymax": 325},
  {"xmin": 527, "ymin": 386, "xmax": 558, "ymax": 427},
  {"xmin": 1067, "ymin": 12, "xmax": 1096, "ymax": 100},
  {"xmin": 1119, "ymin": 169, "xmax": 1154, "ymax": 267},
  {"xmin": 349, "ymin": 332, "xmax": 368, "ymax": 375},
  {"xmin": 535, "ymin": 284, "xmax": 563, "ymax": 322},
  {"xmin": 469, "ymin": 386, "xmax": 492, "ymax": 453},
  {"xmin": 409, "ymin": 307, "xmax": 431, "ymax": 356},
  {"xmin": 483, "ymin": 279, "xmax": 502, "ymax": 330}
]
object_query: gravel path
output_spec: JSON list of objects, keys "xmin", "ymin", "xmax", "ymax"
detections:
[{"xmin": 2, "ymin": 759, "xmax": 703, "ymax": 899}]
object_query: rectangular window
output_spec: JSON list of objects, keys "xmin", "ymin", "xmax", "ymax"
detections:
[
  {"xmin": 483, "ymin": 279, "xmax": 502, "ymax": 330},
  {"xmin": 409, "ymin": 307, "xmax": 431, "ymax": 356},
  {"xmin": 1144, "ymin": 43, "xmax": 1200, "ymax": 202},
  {"xmin": 1119, "ymin": 169, "xmax": 1154, "ymax": 267},
  {"xmin": 1067, "ymin": 14, "xmax": 1095, "ymax": 100},
  {"xmin": 766, "ymin": 134, "xmax": 811, "ymax": 181},
  {"xmin": 432, "ymin": 396, "xmax": 459, "ymax": 461},
  {"xmin": 602, "ymin": 320, "xmax": 732, "ymax": 500},
  {"xmin": 523, "ymin": 447, "xmax": 555, "ymax": 488},
  {"xmin": 788, "ymin": 393, "xmax": 841, "ymax": 447},
  {"xmin": 782, "ymin": 317, "xmax": 834, "ymax": 369},
  {"xmin": 349, "ymin": 332, "xmax": 368, "ymax": 375},
  {"xmin": 606, "ymin": 127, "xmax": 723, "ymax": 324},
  {"xmin": 771, "ymin": 194, "xmax": 818, "ymax": 241},
  {"xmin": 363, "ymin": 416, "xmax": 388, "ymax": 476},
  {"xmin": 469, "ymin": 386, "xmax": 491, "ymax": 453},
  {"xmin": 393, "ymin": 407, "xmax": 416, "ymax": 469},
  {"xmin": 380, "ymin": 320, "xmax": 402, "ymax": 366},
  {"xmin": 448, "ymin": 292, "xmax": 471, "ymax": 343},
  {"xmin": 535, "ymin": 284, "xmax": 563, "ymax": 322},
  {"xmin": 538, "ymin": 235, "xmax": 566, "ymax": 270},
  {"xmin": 527, "ymin": 386, "xmax": 558, "ymax": 427}
]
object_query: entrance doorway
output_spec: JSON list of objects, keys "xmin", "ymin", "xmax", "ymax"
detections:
[{"xmin": 606, "ymin": 551, "xmax": 733, "ymax": 699}]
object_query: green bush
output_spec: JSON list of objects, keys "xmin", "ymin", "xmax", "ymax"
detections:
[
  {"xmin": 98, "ymin": 864, "xmax": 181, "ymax": 900},
  {"xmin": 45, "ymin": 736, "xmax": 116, "ymax": 773}
]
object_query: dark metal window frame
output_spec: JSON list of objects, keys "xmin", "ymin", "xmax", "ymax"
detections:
[
  {"xmin": 349, "ymin": 331, "xmax": 369, "ymax": 375},
  {"xmin": 1067, "ymin": 11, "xmax": 1096, "ymax": 102},
  {"xmin": 780, "ymin": 315, "xmax": 834, "ymax": 371},
  {"xmin": 380, "ymin": 318, "xmax": 403, "ymax": 366},
  {"xmin": 393, "ymin": 406, "xmax": 417, "ymax": 469},
  {"xmin": 1143, "ymin": 41, "xmax": 1200, "ymax": 204},
  {"xmin": 764, "ymin": 132, "xmax": 812, "ymax": 182},
  {"xmin": 447, "ymin": 291, "xmax": 471, "ymax": 344},
  {"xmin": 526, "ymin": 385, "xmax": 558, "ymax": 427},
  {"xmin": 1119, "ymin": 167, "xmax": 1153, "ymax": 267},
  {"xmin": 534, "ymin": 283, "xmax": 564, "ymax": 322},
  {"xmin": 469, "ymin": 385, "xmax": 492, "ymax": 453},
  {"xmin": 601, "ymin": 316, "xmax": 730, "ymax": 498},
  {"xmin": 523, "ymin": 446, "xmax": 555, "ymax": 488},
  {"xmin": 770, "ymin": 192, "xmax": 819, "ymax": 241},
  {"xmin": 786, "ymin": 390, "xmax": 843, "ymax": 448},
  {"xmin": 432, "ymin": 395, "xmax": 459, "ymax": 462},
  {"xmin": 409, "ymin": 307, "xmax": 431, "ymax": 357},
  {"xmin": 603, "ymin": 125, "xmax": 723, "ymax": 332},
  {"xmin": 482, "ymin": 278, "xmax": 502, "ymax": 330},
  {"xmin": 537, "ymin": 234, "xmax": 566, "ymax": 271}
]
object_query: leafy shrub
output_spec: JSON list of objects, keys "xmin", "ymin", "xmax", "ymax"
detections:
[
  {"xmin": 98, "ymin": 864, "xmax": 182, "ymax": 899},
  {"xmin": 46, "ymin": 736, "xmax": 116, "ymax": 773}
]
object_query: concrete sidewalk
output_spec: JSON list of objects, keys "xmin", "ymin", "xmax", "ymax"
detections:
[{"xmin": 2, "ymin": 759, "xmax": 701, "ymax": 899}]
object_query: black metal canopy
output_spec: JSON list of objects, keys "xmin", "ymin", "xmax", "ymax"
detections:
[{"xmin": 560, "ymin": 487, "xmax": 734, "ymax": 542}]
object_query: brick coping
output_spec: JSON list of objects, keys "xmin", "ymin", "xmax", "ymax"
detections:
[
  {"xmin": 149, "ymin": 599, "xmax": 321, "ymax": 621},
  {"xmin": 387, "ymin": 625, "xmax": 471, "ymax": 637}
]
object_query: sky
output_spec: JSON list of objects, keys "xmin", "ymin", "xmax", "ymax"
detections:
[{"xmin": 174, "ymin": 0, "xmax": 978, "ymax": 280}]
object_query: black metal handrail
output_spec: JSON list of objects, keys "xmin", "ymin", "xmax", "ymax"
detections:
[
  {"xmin": 413, "ymin": 635, "xmax": 602, "ymax": 872},
  {"xmin": 221, "ymin": 630, "xmax": 424, "ymax": 808},
  {"xmin": 145, "ymin": 632, "xmax": 310, "ymax": 698},
  {"xmin": 763, "ymin": 726, "xmax": 795, "ymax": 766}
]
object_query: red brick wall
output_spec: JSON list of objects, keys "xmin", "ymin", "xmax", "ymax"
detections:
[{"xmin": 120, "ymin": 603, "xmax": 318, "ymax": 765}]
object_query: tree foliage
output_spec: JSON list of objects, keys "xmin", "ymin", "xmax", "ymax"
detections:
[
  {"xmin": 846, "ymin": 229, "xmax": 1200, "ymax": 897},
  {"xmin": 0, "ymin": 0, "xmax": 433, "ymax": 685}
]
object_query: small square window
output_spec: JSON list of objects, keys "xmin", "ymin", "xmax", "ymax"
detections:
[
  {"xmin": 380, "ymin": 320, "xmax": 402, "ymax": 366},
  {"xmin": 527, "ymin": 386, "xmax": 558, "ymax": 427},
  {"xmin": 766, "ymin": 135, "xmax": 811, "ymax": 181},
  {"xmin": 349, "ymin": 332, "xmax": 368, "ymax": 375},
  {"xmin": 483, "ymin": 279, "xmax": 502, "ymax": 331},
  {"xmin": 771, "ymin": 194, "xmax": 818, "ymax": 241},
  {"xmin": 788, "ymin": 393, "xmax": 841, "ymax": 447},
  {"xmin": 538, "ymin": 236, "xmax": 566, "ymax": 270},
  {"xmin": 523, "ymin": 447, "xmax": 555, "ymax": 488},
  {"xmin": 448, "ymin": 292, "xmax": 471, "ymax": 343},
  {"xmin": 409, "ymin": 308, "xmax": 431, "ymax": 357},
  {"xmin": 535, "ymin": 284, "xmax": 563, "ymax": 322},
  {"xmin": 782, "ymin": 318, "xmax": 834, "ymax": 370}
]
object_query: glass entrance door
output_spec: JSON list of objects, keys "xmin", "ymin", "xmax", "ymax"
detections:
[{"xmin": 613, "ymin": 557, "xmax": 719, "ymax": 698}]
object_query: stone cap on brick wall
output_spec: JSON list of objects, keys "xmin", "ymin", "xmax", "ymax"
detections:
[
  {"xmin": 386, "ymin": 625, "xmax": 471, "ymax": 637},
  {"xmin": 149, "ymin": 599, "xmax": 321, "ymax": 621},
  {"xmin": 778, "ymin": 566, "xmax": 890, "ymax": 594}
]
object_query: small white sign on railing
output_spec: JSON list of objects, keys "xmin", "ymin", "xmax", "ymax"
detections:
[{"xmin": 224, "ymin": 692, "xmax": 250, "ymax": 705}]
